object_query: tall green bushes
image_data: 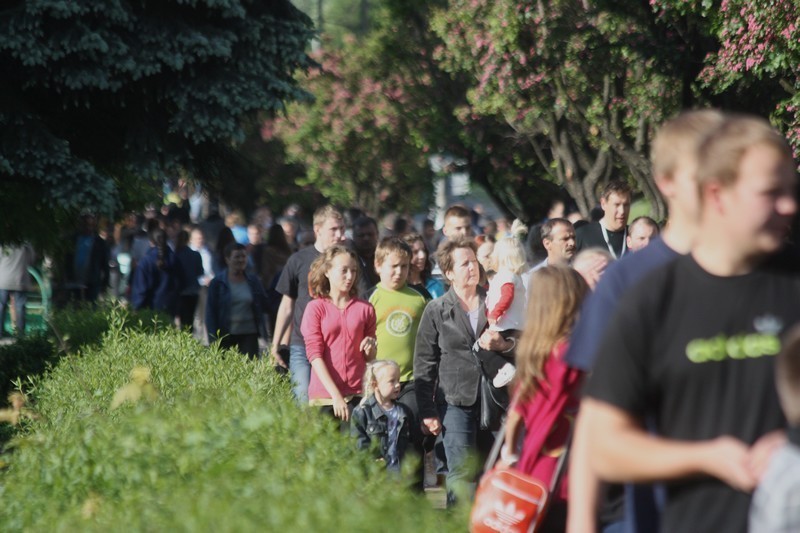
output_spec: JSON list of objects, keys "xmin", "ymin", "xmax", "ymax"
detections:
[{"xmin": 0, "ymin": 321, "xmax": 464, "ymax": 531}]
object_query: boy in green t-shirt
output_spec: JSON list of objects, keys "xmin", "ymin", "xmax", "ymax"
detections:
[{"xmin": 363, "ymin": 237, "xmax": 429, "ymax": 481}]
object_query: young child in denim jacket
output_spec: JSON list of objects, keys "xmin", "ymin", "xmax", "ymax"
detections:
[{"xmin": 351, "ymin": 360, "xmax": 412, "ymax": 471}]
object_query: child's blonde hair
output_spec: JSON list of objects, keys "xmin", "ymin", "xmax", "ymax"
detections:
[
  {"xmin": 493, "ymin": 234, "xmax": 528, "ymax": 275},
  {"xmin": 361, "ymin": 360, "xmax": 400, "ymax": 404}
]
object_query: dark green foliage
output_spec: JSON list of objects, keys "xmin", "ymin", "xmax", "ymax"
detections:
[
  {"xmin": 0, "ymin": 306, "xmax": 169, "ymax": 422},
  {"xmin": 48, "ymin": 304, "xmax": 169, "ymax": 352},
  {"xmin": 0, "ymin": 333, "xmax": 55, "ymax": 407},
  {"xmin": 0, "ymin": 0, "xmax": 314, "ymax": 245},
  {"xmin": 0, "ymin": 322, "xmax": 465, "ymax": 531}
]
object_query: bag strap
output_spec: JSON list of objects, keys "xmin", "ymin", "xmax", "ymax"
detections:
[
  {"xmin": 483, "ymin": 417, "xmax": 507, "ymax": 473},
  {"xmin": 549, "ymin": 425, "xmax": 574, "ymax": 494},
  {"xmin": 481, "ymin": 403, "xmax": 575, "ymax": 495},
  {"xmin": 481, "ymin": 389, "xmax": 520, "ymax": 473}
]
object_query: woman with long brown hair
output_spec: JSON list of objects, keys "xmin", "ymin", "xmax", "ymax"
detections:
[
  {"xmin": 301, "ymin": 245, "xmax": 377, "ymax": 422},
  {"xmin": 500, "ymin": 265, "xmax": 590, "ymax": 531}
]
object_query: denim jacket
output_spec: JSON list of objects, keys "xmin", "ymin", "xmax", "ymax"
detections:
[
  {"xmin": 351, "ymin": 396, "xmax": 412, "ymax": 470},
  {"xmin": 205, "ymin": 269, "xmax": 270, "ymax": 342}
]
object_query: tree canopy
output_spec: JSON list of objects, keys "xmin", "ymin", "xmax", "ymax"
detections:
[
  {"xmin": 1, "ymin": 0, "xmax": 314, "ymax": 246},
  {"xmin": 277, "ymin": 0, "xmax": 800, "ymax": 223}
]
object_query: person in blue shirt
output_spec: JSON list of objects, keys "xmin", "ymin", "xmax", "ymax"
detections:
[{"xmin": 131, "ymin": 227, "xmax": 181, "ymax": 315}]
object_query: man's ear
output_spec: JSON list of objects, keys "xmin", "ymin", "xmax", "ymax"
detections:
[
  {"xmin": 654, "ymin": 174, "xmax": 674, "ymax": 198},
  {"xmin": 703, "ymin": 181, "xmax": 722, "ymax": 211}
]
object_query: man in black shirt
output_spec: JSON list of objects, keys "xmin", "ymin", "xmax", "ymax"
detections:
[
  {"xmin": 575, "ymin": 180, "xmax": 631, "ymax": 259},
  {"xmin": 582, "ymin": 114, "xmax": 798, "ymax": 533},
  {"xmin": 270, "ymin": 205, "xmax": 346, "ymax": 404}
]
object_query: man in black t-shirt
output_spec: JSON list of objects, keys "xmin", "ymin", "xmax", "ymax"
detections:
[
  {"xmin": 582, "ymin": 115, "xmax": 799, "ymax": 533},
  {"xmin": 270, "ymin": 205, "xmax": 346, "ymax": 404},
  {"xmin": 575, "ymin": 180, "xmax": 631, "ymax": 259}
]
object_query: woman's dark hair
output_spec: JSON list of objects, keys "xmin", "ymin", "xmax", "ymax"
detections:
[
  {"xmin": 402, "ymin": 233, "xmax": 432, "ymax": 281},
  {"xmin": 149, "ymin": 227, "xmax": 169, "ymax": 270},
  {"xmin": 176, "ymin": 229, "xmax": 190, "ymax": 250},
  {"xmin": 215, "ymin": 227, "xmax": 236, "ymax": 258},
  {"xmin": 266, "ymin": 224, "xmax": 292, "ymax": 255},
  {"xmin": 224, "ymin": 242, "xmax": 246, "ymax": 260}
]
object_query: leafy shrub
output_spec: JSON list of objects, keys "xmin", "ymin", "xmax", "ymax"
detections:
[
  {"xmin": 0, "ymin": 306, "xmax": 169, "ymax": 434},
  {"xmin": 48, "ymin": 304, "xmax": 169, "ymax": 352},
  {"xmin": 0, "ymin": 325, "xmax": 465, "ymax": 531},
  {"xmin": 0, "ymin": 334, "xmax": 55, "ymax": 404}
]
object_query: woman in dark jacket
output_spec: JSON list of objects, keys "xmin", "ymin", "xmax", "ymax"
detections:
[
  {"xmin": 130, "ymin": 227, "xmax": 181, "ymax": 315},
  {"xmin": 413, "ymin": 237, "xmax": 515, "ymax": 505},
  {"xmin": 205, "ymin": 243, "xmax": 270, "ymax": 358}
]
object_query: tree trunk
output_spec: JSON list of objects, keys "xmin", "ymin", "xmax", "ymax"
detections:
[{"xmin": 359, "ymin": 0, "xmax": 369, "ymax": 36}]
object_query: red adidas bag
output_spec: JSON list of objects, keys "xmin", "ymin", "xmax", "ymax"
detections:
[{"xmin": 470, "ymin": 467, "xmax": 550, "ymax": 533}]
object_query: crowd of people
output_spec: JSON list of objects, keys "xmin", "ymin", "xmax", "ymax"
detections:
[{"xmin": 2, "ymin": 108, "xmax": 800, "ymax": 532}]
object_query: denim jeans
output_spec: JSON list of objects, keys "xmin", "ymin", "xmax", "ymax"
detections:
[
  {"xmin": 439, "ymin": 400, "xmax": 480, "ymax": 506},
  {"xmin": 289, "ymin": 343, "xmax": 311, "ymax": 405},
  {"xmin": 0, "ymin": 289, "xmax": 26, "ymax": 337}
]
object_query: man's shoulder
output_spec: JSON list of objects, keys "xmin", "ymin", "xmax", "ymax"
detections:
[
  {"xmin": 575, "ymin": 222, "xmax": 605, "ymax": 248},
  {"xmin": 600, "ymin": 237, "xmax": 681, "ymax": 290},
  {"xmin": 762, "ymin": 244, "xmax": 800, "ymax": 276},
  {"xmin": 575, "ymin": 222, "xmax": 601, "ymax": 236},
  {"xmin": 288, "ymin": 246, "xmax": 319, "ymax": 265},
  {"xmin": 282, "ymin": 247, "xmax": 319, "ymax": 283}
]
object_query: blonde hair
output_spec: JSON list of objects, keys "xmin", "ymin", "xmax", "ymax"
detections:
[
  {"xmin": 374, "ymin": 236, "xmax": 411, "ymax": 266},
  {"xmin": 650, "ymin": 109, "xmax": 726, "ymax": 180},
  {"xmin": 515, "ymin": 266, "xmax": 589, "ymax": 401},
  {"xmin": 312, "ymin": 205, "xmax": 344, "ymax": 229},
  {"xmin": 696, "ymin": 114, "xmax": 793, "ymax": 189},
  {"xmin": 493, "ymin": 235, "xmax": 527, "ymax": 275},
  {"xmin": 308, "ymin": 245, "xmax": 359, "ymax": 299},
  {"xmin": 361, "ymin": 360, "xmax": 400, "ymax": 403}
]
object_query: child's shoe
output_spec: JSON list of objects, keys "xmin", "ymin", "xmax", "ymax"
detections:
[{"xmin": 493, "ymin": 363, "xmax": 516, "ymax": 388}]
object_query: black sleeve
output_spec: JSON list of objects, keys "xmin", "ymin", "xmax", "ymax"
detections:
[
  {"xmin": 575, "ymin": 225, "xmax": 587, "ymax": 252},
  {"xmin": 275, "ymin": 253, "xmax": 294, "ymax": 298},
  {"xmin": 583, "ymin": 291, "xmax": 652, "ymax": 419}
]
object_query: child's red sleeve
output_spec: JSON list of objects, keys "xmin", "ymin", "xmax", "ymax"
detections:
[{"xmin": 488, "ymin": 283, "xmax": 515, "ymax": 320}]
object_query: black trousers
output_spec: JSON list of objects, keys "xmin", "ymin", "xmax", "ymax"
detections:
[
  {"xmin": 177, "ymin": 294, "xmax": 199, "ymax": 332},
  {"xmin": 220, "ymin": 333, "xmax": 259, "ymax": 359}
]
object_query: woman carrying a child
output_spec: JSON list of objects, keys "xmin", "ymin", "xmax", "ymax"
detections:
[{"xmin": 414, "ymin": 238, "xmax": 515, "ymax": 505}]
